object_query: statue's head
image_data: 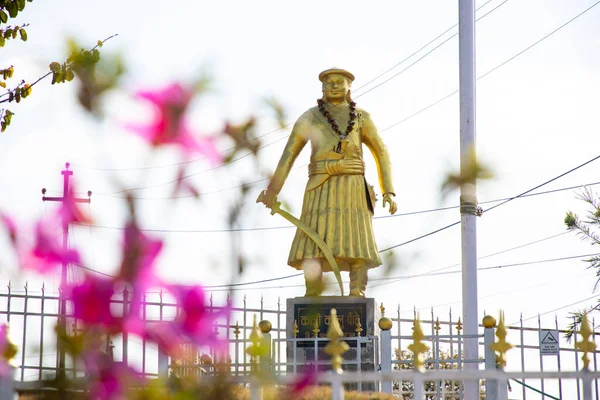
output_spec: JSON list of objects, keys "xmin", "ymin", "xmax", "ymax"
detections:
[{"xmin": 319, "ymin": 68, "xmax": 355, "ymax": 104}]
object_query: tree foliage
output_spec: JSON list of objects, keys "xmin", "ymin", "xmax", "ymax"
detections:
[
  {"xmin": 564, "ymin": 187, "xmax": 600, "ymax": 340},
  {"xmin": 0, "ymin": 0, "xmax": 114, "ymax": 131}
]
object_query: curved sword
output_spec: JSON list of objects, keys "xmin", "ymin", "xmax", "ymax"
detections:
[{"xmin": 257, "ymin": 190, "xmax": 344, "ymax": 296}]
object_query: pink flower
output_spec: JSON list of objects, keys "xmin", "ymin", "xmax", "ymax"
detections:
[
  {"xmin": 118, "ymin": 222, "xmax": 163, "ymax": 287},
  {"xmin": 59, "ymin": 184, "xmax": 92, "ymax": 225},
  {"xmin": 83, "ymin": 351, "xmax": 141, "ymax": 400},
  {"xmin": 20, "ymin": 219, "xmax": 80, "ymax": 274},
  {"xmin": 125, "ymin": 82, "xmax": 222, "ymax": 163},
  {"xmin": 141, "ymin": 285, "xmax": 229, "ymax": 354},
  {"xmin": 68, "ymin": 276, "xmax": 117, "ymax": 328},
  {"xmin": 288, "ymin": 366, "xmax": 319, "ymax": 396}
]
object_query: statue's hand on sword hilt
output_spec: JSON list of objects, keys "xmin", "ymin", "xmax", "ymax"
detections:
[{"xmin": 256, "ymin": 190, "xmax": 279, "ymax": 215}]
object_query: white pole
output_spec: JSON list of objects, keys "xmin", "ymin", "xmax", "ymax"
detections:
[{"xmin": 459, "ymin": 0, "xmax": 479, "ymax": 399}]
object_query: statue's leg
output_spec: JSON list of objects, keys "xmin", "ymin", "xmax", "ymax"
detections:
[
  {"xmin": 303, "ymin": 260, "xmax": 324, "ymax": 297},
  {"xmin": 349, "ymin": 262, "xmax": 368, "ymax": 297}
]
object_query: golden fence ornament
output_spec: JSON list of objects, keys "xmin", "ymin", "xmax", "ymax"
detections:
[
  {"xmin": 312, "ymin": 318, "xmax": 320, "ymax": 338},
  {"xmin": 379, "ymin": 303, "xmax": 393, "ymax": 331},
  {"xmin": 324, "ymin": 308, "xmax": 349, "ymax": 373},
  {"xmin": 576, "ymin": 311, "xmax": 596, "ymax": 370},
  {"xmin": 234, "ymin": 322, "xmax": 240, "ymax": 340},
  {"xmin": 245, "ymin": 315, "xmax": 265, "ymax": 371},
  {"xmin": 456, "ymin": 317, "xmax": 463, "ymax": 334},
  {"xmin": 434, "ymin": 317, "xmax": 441, "ymax": 334},
  {"xmin": 490, "ymin": 311, "xmax": 513, "ymax": 368},
  {"xmin": 355, "ymin": 317, "xmax": 363, "ymax": 336},
  {"xmin": 408, "ymin": 314, "xmax": 429, "ymax": 372},
  {"xmin": 292, "ymin": 320, "xmax": 299, "ymax": 338}
]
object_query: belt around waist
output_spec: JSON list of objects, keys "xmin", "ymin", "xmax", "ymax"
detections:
[{"xmin": 308, "ymin": 159, "xmax": 365, "ymax": 177}]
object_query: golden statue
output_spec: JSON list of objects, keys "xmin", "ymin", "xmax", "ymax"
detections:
[{"xmin": 258, "ymin": 68, "xmax": 396, "ymax": 297}]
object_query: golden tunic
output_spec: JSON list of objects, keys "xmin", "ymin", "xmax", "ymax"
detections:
[{"xmin": 267, "ymin": 102, "xmax": 395, "ymax": 271}]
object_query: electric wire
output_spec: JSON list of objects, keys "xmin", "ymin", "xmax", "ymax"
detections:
[
  {"xmin": 354, "ymin": 0, "xmax": 509, "ymax": 99},
  {"xmin": 81, "ymin": 1, "xmax": 525, "ymax": 191},
  {"xmin": 369, "ymin": 231, "xmax": 570, "ymax": 290},
  {"xmin": 380, "ymin": 153, "xmax": 600, "ymax": 254},
  {"xmin": 76, "ymin": 180, "xmax": 600, "ymax": 231},
  {"xmin": 72, "ymin": 0, "xmax": 502, "ymax": 174},
  {"xmin": 380, "ymin": 0, "xmax": 600, "ymax": 133},
  {"xmin": 198, "ymin": 253, "xmax": 600, "ymax": 292},
  {"xmin": 517, "ymin": 294, "xmax": 599, "ymax": 324}
]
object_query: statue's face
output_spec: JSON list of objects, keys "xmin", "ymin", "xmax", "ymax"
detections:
[{"xmin": 322, "ymin": 73, "xmax": 351, "ymax": 103}]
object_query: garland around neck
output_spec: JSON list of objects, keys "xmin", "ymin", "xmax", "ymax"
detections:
[{"xmin": 317, "ymin": 99, "xmax": 357, "ymax": 140}]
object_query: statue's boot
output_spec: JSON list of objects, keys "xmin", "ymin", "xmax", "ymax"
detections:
[
  {"xmin": 304, "ymin": 270, "xmax": 324, "ymax": 297},
  {"xmin": 349, "ymin": 265, "xmax": 368, "ymax": 297}
]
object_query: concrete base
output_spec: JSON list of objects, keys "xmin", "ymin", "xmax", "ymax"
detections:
[{"xmin": 286, "ymin": 296, "xmax": 381, "ymax": 391}]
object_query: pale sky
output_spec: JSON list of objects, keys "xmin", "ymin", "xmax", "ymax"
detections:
[{"xmin": 1, "ymin": 0, "xmax": 600, "ymax": 375}]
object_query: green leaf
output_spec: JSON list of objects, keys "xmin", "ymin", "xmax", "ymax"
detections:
[
  {"xmin": 65, "ymin": 68, "xmax": 74, "ymax": 82},
  {"xmin": 18, "ymin": 28, "xmax": 26, "ymax": 41},
  {"xmin": 11, "ymin": 28, "xmax": 17, "ymax": 39},
  {"xmin": 91, "ymin": 48, "xmax": 100, "ymax": 63},
  {"xmin": 0, "ymin": 35, "xmax": 5, "ymax": 47},
  {"xmin": 6, "ymin": 2, "xmax": 17, "ymax": 18},
  {"xmin": 17, "ymin": 0, "xmax": 26, "ymax": 11},
  {"xmin": 0, "ymin": 10, "xmax": 8, "ymax": 24},
  {"xmin": 4, "ymin": 29, "xmax": 11, "ymax": 39}
]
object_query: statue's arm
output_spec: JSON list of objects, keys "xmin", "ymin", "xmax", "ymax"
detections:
[
  {"xmin": 265, "ymin": 117, "xmax": 309, "ymax": 198},
  {"xmin": 361, "ymin": 111, "xmax": 395, "ymax": 196}
]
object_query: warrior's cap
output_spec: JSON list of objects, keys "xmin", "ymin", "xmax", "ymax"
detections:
[{"xmin": 318, "ymin": 68, "xmax": 355, "ymax": 83}]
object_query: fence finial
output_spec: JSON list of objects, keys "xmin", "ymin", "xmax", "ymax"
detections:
[
  {"xmin": 355, "ymin": 317, "xmax": 363, "ymax": 336},
  {"xmin": 312, "ymin": 318, "xmax": 320, "ymax": 338},
  {"xmin": 234, "ymin": 321, "xmax": 240, "ymax": 340},
  {"xmin": 245, "ymin": 314, "xmax": 264, "ymax": 372},
  {"xmin": 379, "ymin": 305, "xmax": 393, "ymax": 331},
  {"xmin": 1, "ymin": 323, "xmax": 17, "ymax": 366},
  {"xmin": 434, "ymin": 317, "xmax": 441, "ymax": 333},
  {"xmin": 576, "ymin": 311, "xmax": 596, "ymax": 370},
  {"xmin": 456, "ymin": 317, "xmax": 463, "ymax": 334},
  {"xmin": 292, "ymin": 320, "xmax": 299, "ymax": 338},
  {"xmin": 408, "ymin": 313, "xmax": 429, "ymax": 372},
  {"xmin": 324, "ymin": 308, "xmax": 349, "ymax": 373},
  {"xmin": 490, "ymin": 310, "xmax": 513, "ymax": 368}
]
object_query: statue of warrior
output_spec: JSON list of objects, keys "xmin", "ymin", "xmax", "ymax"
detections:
[{"xmin": 258, "ymin": 68, "xmax": 396, "ymax": 297}]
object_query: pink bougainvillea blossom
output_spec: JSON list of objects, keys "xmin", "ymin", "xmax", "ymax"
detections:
[
  {"xmin": 288, "ymin": 366, "xmax": 319, "ymax": 397},
  {"xmin": 125, "ymin": 82, "xmax": 222, "ymax": 163},
  {"xmin": 20, "ymin": 218, "xmax": 81, "ymax": 274},
  {"xmin": 59, "ymin": 185, "xmax": 92, "ymax": 225},
  {"xmin": 67, "ymin": 276, "xmax": 117, "ymax": 328},
  {"xmin": 83, "ymin": 351, "xmax": 141, "ymax": 400},
  {"xmin": 118, "ymin": 222, "xmax": 163, "ymax": 286},
  {"xmin": 117, "ymin": 222, "xmax": 165, "ymax": 328},
  {"xmin": 139, "ymin": 284, "xmax": 229, "ymax": 354}
]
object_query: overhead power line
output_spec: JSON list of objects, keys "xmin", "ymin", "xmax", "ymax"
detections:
[
  {"xmin": 379, "ymin": 153, "xmax": 600, "ymax": 253},
  {"xmin": 79, "ymin": 3, "xmax": 522, "ymax": 192},
  {"xmin": 354, "ymin": 0, "xmax": 509, "ymax": 99},
  {"xmin": 74, "ymin": 1, "xmax": 505, "ymax": 175},
  {"xmin": 75, "ymin": 180, "xmax": 600, "ymax": 232},
  {"xmin": 199, "ymin": 252, "xmax": 600, "ymax": 292},
  {"xmin": 381, "ymin": 0, "xmax": 600, "ymax": 133}
]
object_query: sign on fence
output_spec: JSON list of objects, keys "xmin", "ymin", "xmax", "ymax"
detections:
[{"xmin": 539, "ymin": 329, "xmax": 559, "ymax": 355}]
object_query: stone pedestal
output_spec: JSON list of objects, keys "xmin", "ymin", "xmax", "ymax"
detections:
[{"xmin": 286, "ymin": 297, "xmax": 381, "ymax": 391}]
